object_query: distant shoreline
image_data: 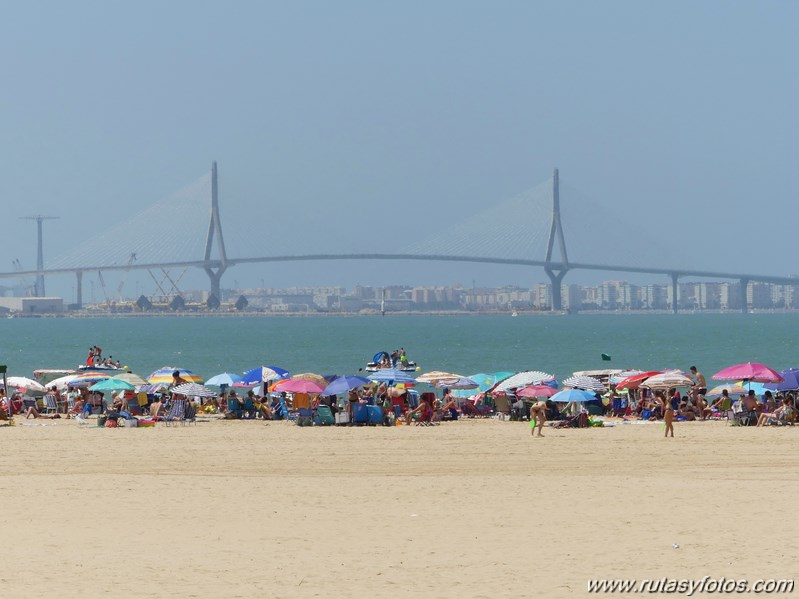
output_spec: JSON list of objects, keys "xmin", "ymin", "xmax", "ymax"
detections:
[{"xmin": 7, "ymin": 308, "xmax": 799, "ymax": 318}]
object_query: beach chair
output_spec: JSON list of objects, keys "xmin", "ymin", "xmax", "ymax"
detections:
[
  {"xmin": 44, "ymin": 394, "xmax": 59, "ymax": 414},
  {"xmin": 295, "ymin": 407, "xmax": 313, "ymax": 426},
  {"xmin": 226, "ymin": 397, "xmax": 242, "ymax": 419},
  {"xmin": 461, "ymin": 400, "xmax": 491, "ymax": 418},
  {"xmin": 125, "ymin": 394, "xmax": 144, "ymax": 416},
  {"xmin": 22, "ymin": 398, "xmax": 38, "ymax": 414},
  {"xmin": 163, "ymin": 399, "xmax": 186, "ymax": 426},
  {"xmin": 412, "ymin": 402, "xmax": 436, "ymax": 426},
  {"xmin": 494, "ymin": 395, "xmax": 511, "ymax": 420},
  {"xmin": 277, "ymin": 395, "xmax": 298, "ymax": 423},
  {"xmin": 313, "ymin": 405, "xmax": 335, "ymax": 426},
  {"xmin": 241, "ymin": 397, "xmax": 257, "ymax": 419}
]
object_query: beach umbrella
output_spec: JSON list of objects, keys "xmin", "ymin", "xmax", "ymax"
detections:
[
  {"xmin": 322, "ymin": 375, "xmax": 371, "ymax": 396},
  {"xmin": 764, "ymin": 368, "xmax": 799, "ymax": 392},
  {"xmin": 608, "ymin": 370, "xmax": 644, "ymax": 385},
  {"xmin": 712, "ymin": 362, "xmax": 783, "ymax": 384},
  {"xmin": 562, "ymin": 375, "xmax": 605, "ymax": 393},
  {"xmin": 67, "ymin": 371, "xmax": 114, "ymax": 388},
  {"xmin": 451, "ymin": 373, "xmax": 511, "ymax": 398},
  {"xmin": 273, "ymin": 378, "xmax": 325, "ymax": 394},
  {"xmin": 289, "ymin": 373, "xmax": 328, "ymax": 386},
  {"xmin": 147, "ymin": 367, "xmax": 204, "ymax": 385},
  {"xmin": 240, "ymin": 366, "xmax": 290, "ymax": 385},
  {"xmin": 88, "ymin": 378, "xmax": 135, "ymax": 392},
  {"xmin": 640, "ymin": 371, "xmax": 694, "ymax": 389},
  {"xmin": 415, "ymin": 371, "xmax": 463, "ymax": 384},
  {"xmin": 171, "ymin": 382, "xmax": 217, "ymax": 398},
  {"xmin": 494, "ymin": 371, "xmax": 555, "ymax": 393},
  {"xmin": 205, "ymin": 372, "xmax": 244, "ymax": 387},
  {"xmin": 516, "ymin": 385, "xmax": 557, "ymax": 398},
  {"xmin": 434, "ymin": 377, "xmax": 478, "ymax": 390},
  {"xmin": 112, "ymin": 372, "xmax": 148, "ymax": 386},
  {"xmin": 549, "ymin": 388, "xmax": 597, "ymax": 403},
  {"xmin": 1, "ymin": 377, "xmax": 46, "ymax": 393},
  {"xmin": 614, "ymin": 371, "xmax": 662, "ymax": 391},
  {"xmin": 705, "ymin": 383, "xmax": 749, "ymax": 398},
  {"xmin": 367, "ymin": 368, "xmax": 416, "ymax": 384}
]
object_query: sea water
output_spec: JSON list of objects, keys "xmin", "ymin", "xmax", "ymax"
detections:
[{"xmin": 0, "ymin": 313, "xmax": 796, "ymax": 382}]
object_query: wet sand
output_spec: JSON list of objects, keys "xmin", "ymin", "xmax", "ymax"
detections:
[{"xmin": 1, "ymin": 417, "xmax": 797, "ymax": 598}]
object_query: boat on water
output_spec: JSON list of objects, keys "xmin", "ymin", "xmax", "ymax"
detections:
[
  {"xmin": 77, "ymin": 364, "xmax": 127, "ymax": 372},
  {"xmin": 364, "ymin": 350, "xmax": 417, "ymax": 373}
]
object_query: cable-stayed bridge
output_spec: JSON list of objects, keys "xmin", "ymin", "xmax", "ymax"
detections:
[{"xmin": 4, "ymin": 162, "xmax": 797, "ymax": 313}]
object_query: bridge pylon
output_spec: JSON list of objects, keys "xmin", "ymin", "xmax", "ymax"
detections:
[
  {"xmin": 204, "ymin": 161, "xmax": 228, "ymax": 303},
  {"xmin": 544, "ymin": 168, "xmax": 569, "ymax": 311}
]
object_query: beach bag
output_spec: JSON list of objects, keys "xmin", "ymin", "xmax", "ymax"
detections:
[{"xmin": 105, "ymin": 418, "xmax": 118, "ymax": 428}]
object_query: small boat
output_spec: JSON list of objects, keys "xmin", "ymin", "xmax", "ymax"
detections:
[{"xmin": 364, "ymin": 351, "xmax": 417, "ymax": 372}]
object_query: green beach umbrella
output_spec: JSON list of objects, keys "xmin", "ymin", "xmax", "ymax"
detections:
[{"xmin": 88, "ymin": 378, "xmax": 135, "ymax": 393}]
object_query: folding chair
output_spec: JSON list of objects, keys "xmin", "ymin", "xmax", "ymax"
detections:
[{"xmin": 44, "ymin": 394, "xmax": 59, "ymax": 414}]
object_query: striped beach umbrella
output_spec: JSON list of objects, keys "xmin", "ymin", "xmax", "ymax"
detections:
[
  {"xmin": 562, "ymin": 375, "xmax": 605, "ymax": 393},
  {"xmin": 67, "ymin": 371, "xmax": 114, "ymax": 388},
  {"xmin": 494, "ymin": 371, "xmax": 555, "ymax": 393},
  {"xmin": 171, "ymin": 382, "xmax": 217, "ymax": 398},
  {"xmin": 147, "ymin": 367, "xmax": 204, "ymax": 385}
]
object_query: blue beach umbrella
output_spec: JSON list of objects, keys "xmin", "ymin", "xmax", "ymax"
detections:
[
  {"xmin": 205, "ymin": 372, "xmax": 244, "ymax": 387},
  {"xmin": 322, "ymin": 375, "xmax": 371, "ymax": 396},
  {"xmin": 241, "ymin": 366, "xmax": 290, "ymax": 385},
  {"xmin": 549, "ymin": 388, "xmax": 597, "ymax": 403},
  {"xmin": 764, "ymin": 368, "xmax": 799, "ymax": 392}
]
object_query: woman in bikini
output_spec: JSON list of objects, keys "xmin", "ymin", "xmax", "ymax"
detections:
[{"xmin": 656, "ymin": 390, "xmax": 674, "ymax": 437}]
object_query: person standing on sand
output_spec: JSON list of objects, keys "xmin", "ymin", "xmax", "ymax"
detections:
[
  {"xmin": 529, "ymin": 400, "xmax": 551, "ymax": 437},
  {"xmin": 656, "ymin": 390, "xmax": 674, "ymax": 437},
  {"xmin": 689, "ymin": 366, "xmax": 707, "ymax": 418}
]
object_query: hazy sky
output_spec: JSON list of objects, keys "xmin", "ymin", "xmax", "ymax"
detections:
[{"xmin": 2, "ymin": 1, "xmax": 798, "ymax": 300}]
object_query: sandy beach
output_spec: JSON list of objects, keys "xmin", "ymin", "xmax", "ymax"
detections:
[{"xmin": 1, "ymin": 417, "xmax": 797, "ymax": 598}]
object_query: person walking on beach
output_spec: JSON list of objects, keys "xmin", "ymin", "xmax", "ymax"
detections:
[{"xmin": 529, "ymin": 400, "xmax": 551, "ymax": 437}]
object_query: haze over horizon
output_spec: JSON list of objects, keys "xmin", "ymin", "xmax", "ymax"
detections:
[{"xmin": 2, "ymin": 1, "xmax": 797, "ymax": 300}]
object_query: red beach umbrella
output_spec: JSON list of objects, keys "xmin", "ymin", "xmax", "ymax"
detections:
[{"xmin": 615, "ymin": 371, "xmax": 663, "ymax": 390}]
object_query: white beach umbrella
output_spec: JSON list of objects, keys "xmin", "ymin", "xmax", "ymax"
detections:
[
  {"xmin": 1, "ymin": 377, "xmax": 46, "ymax": 392},
  {"xmin": 494, "ymin": 371, "xmax": 554, "ymax": 393},
  {"xmin": 640, "ymin": 371, "xmax": 694, "ymax": 389}
]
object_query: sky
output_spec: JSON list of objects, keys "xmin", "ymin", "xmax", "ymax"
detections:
[{"xmin": 2, "ymin": 1, "xmax": 798, "ymax": 301}]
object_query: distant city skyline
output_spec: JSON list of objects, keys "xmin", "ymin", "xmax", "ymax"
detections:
[{"xmin": 2, "ymin": 2, "xmax": 798, "ymax": 299}]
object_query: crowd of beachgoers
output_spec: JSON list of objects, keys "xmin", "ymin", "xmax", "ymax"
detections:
[
  {"xmin": 0, "ymin": 346, "xmax": 795, "ymax": 433},
  {"xmin": 1, "ymin": 360, "xmax": 795, "ymax": 435}
]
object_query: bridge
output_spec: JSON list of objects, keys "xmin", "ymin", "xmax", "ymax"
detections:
[{"xmin": 4, "ymin": 163, "xmax": 796, "ymax": 313}]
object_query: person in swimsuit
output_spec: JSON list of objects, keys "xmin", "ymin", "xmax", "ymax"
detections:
[
  {"xmin": 529, "ymin": 400, "xmax": 552, "ymax": 437},
  {"xmin": 656, "ymin": 390, "xmax": 674, "ymax": 437}
]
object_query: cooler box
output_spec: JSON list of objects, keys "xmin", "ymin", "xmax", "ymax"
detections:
[
  {"xmin": 335, "ymin": 412, "xmax": 350, "ymax": 425},
  {"xmin": 352, "ymin": 403, "xmax": 369, "ymax": 425},
  {"xmin": 366, "ymin": 405, "xmax": 383, "ymax": 426}
]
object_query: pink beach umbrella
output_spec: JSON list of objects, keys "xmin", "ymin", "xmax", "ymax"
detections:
[
  {"xmin": 516, "ymin": 385, "xmax": 557, "ymax": 398},
  {"xmin": 272, "ymin": 378, "xmax": 325, "ymax": 394},
  {"xmin": 711, "ymin": 362, "xmax": 784, "ymax": 383}
]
